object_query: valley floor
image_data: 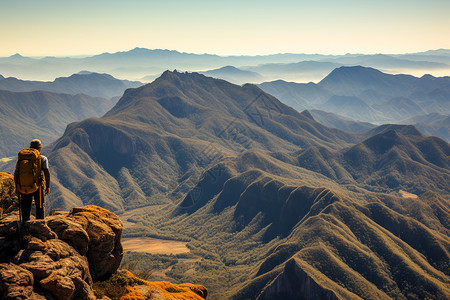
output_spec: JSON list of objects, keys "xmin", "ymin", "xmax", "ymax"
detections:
[{"xmin": 122, "ymin": 237, "xmax": 190, "ymax": 255}]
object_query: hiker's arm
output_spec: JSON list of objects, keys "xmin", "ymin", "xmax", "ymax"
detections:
[
  {"xmin": 43, "ymin": 169, "xmax": 51, "ymax": 194},
  {"xmin": 14, "ymin": 166, "xmax": 19, "ymax": 195}
]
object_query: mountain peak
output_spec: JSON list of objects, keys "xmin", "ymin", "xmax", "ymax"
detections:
[
  {"xmin": 421, "ymin": 74, "xmax": 436, "ymax": 80},
  {"xmin": 77, "ymin": 70, "xmax": 94, "ymax": 75},
  {"xmin": 300, "ymin": 110, "xmax": 315, "ymax": 121},
  {"xmin": 362, "ymin": 128, "xmax": 411, "ymax": 155},
  {"xmin": 160, "ymin": 69, "xmax": 182, "ymax": 78},
  {"xmin": 366, "ymin": 124, "xmax": 425, "ymax": 139},
  {"xmin": 320, "ymin": 66, "xmax": 381, "ymax": 83},
  {"xmin": 9, "ymin": 53, "xmax": 25, "ymax": 59}
]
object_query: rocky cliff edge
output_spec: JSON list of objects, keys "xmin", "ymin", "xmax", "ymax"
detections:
[{"xmin": 0, "ymin": 172, "xmax": 207, "ymax": 300}]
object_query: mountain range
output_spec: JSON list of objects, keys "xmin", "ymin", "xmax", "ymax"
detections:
[
  {"xmin": 0, "ymin": 71, "xmax": 142, "ymax": 99},
  {"xmin": 0, "ymin": 72, "xmax": 143, "ymax": 157},
  {"xmin": 0, "ymin": 70, "xmax": 449, "ymax": 299},
  {"xmin": 1, "ymin": 48, "xmax": 450, "ymax": 82},
  {"xmin": 0, "ymin": 90, "xmax": 116, "ymax": 158},
  {"xmin": 259, "ymin": 66, "xmax": 450, "ymax": 141},
  {"xmin": 33, "ymin": 71, "xmax": 360, "ymax": 212},
  {"xmin": 200, "ymin": 66, "xmax": 263, "ymax": 84}
]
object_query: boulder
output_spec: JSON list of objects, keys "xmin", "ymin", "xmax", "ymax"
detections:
[
  {"xmin": 46, "ymin": 205, "xmax": 123, "ymax": 281},
  {"xmin": 46, "ymin": 216, "xmax": 89, "ymax": 255},
  {"xmin": 27, "ymin": 220, "xmax": 58, "ymax": 242},
  {"xmin": 64, "ymin": 205, "xmax": 123, "ymax": 280},
  {"xmin": 0, "ymin": 173, "xmax": 16, "ymax": 216},
  {"xmin": 40, "ymin": 272, "xmax": 75, "ymax": 300},
  {"xmin": 0, "ymin": 263, "xmax": 34, "ymax": 300}
]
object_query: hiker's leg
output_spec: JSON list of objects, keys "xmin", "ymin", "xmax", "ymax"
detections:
[
  {"xmin": 35, "ymin": 188, "xmax": 45, "ymax": 219},
  {"xmin": 20, "ymin": 193, "xmax": 33, "ymax": 223}
]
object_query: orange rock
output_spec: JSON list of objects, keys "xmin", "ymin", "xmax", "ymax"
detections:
[
  {"xmin": 65, "ymin": 205, "xmax": 123, "ymax": 281},
  {"xmin": 118, "ymin": 270, "xmax": 207, "ymax": 300},
  {"xmin": 0, "ymin": 172, "xmax": 16, "ymax": 216}
]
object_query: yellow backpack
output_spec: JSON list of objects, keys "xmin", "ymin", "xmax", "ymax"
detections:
[{"xmin": 15, "ymin": 148, "xmax": 42, "ymax": 194}]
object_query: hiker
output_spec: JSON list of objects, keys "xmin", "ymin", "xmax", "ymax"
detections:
[{"xmin": 14, "ymin": 139, "xmax": 51, "ymax": 223}]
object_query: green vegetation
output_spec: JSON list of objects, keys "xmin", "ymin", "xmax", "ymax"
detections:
[
  {"xmin": 93, "ymin": 272, "xmax": 143, "ymax": 299},
  {"xmin": 165, "ymin": 286, "xmax": 184, "ymax": 293}
]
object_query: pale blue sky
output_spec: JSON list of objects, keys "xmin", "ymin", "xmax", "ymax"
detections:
[{"xmin": 1, "ymin": 0, "xmax": 449, "ymax": 56}]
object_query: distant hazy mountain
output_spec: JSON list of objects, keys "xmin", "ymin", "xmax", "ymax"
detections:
[
  {"xmin": 244, "ymin": 60, "xmax": 341, "ymax": 82},
  {"xmin": 247, "ymin": 61, "xmax": 340, "ymax": 74},
  {"xmin": 318, "ymin": 66, "xmax": 417, "ymax": 97},
  {"xmin": 258, "ymin": 80, "xmax": 333, "ymax": 110},
  {"xmin": 0, "ymin": 48, "xmax": 325, "ymax": 81},
  {"xmin": 309, "ymin": 109, "xmax": 376, "ymax": 132},
  {"xmin": 201, "ymin": 66, "xmax": 263, "ymax": 84},
  {"xmin": 0, "ymin": 90, "xmax": 115, "ymax": 157},
  {"xmin": 1, "ymin": 48, "xmax": 449, "ymax": 81},
  {"xmin": 259, "ymin": 66, "xmax": 450, "ymax": 131},
  {"xmin": 0, "ymin": 72, "xmax": 142, "ymax": 98},
  {"xmin": 325, "ymin": 53, "xmax": 448, "ymax": 70}
]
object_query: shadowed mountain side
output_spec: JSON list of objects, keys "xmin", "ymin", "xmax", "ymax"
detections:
[
  {"xmin": 23, "ymin": 71, "xmax": 360, "ymax": 211},
  {"xmin": 0, "ymin": 72, "xmax": 142, "ymax": 98},
  {"xmin": 294, "ymin": 126, "xmax": 450, "ymax": 195},
  {"xmin": 174, "ymin": 150, "xmax": 346, "ymax": 216},
  {"xmin": 0, "ymin": 90, "xmax": 115, "ymax": 157}
]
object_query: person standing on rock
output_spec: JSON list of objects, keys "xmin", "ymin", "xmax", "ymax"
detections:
[{"xmin": 14, "ymin": 139, "xmax": 51, "ymax": 224}]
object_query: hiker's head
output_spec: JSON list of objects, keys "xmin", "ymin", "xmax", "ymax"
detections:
[{"xmin": 30, "ymin": 139, "xmax": 42, "ymax": 151}]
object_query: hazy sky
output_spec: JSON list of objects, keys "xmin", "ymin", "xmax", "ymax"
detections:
[{"xmin": 1, "ymin": 0, "xmax": 449, "ymax": 57}]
